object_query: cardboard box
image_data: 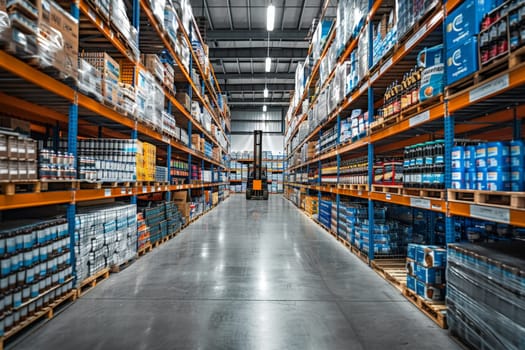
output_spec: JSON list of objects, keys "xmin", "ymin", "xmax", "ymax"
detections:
[
  {"xmin": 172, "ymin": 191, "xmax": 190, "ymax": 221},
  {"xmin": 415, "ymin": 245, "xmax": 447, "ymax": 268},
  {"xmin": 445, "ymin": 0, "xmax": 492, "ymax": 50},
  {"xmin": 415, "ymin": 264, "xmax": 445, "ymax": 284},
  {"xmin": 406, "ymin": 274, "xmax": 416, "ymax": 292},
  {"xmin": 176, "ymin": 92, "xmax": 191, "ymax": 111},
  {"xmin": 0, "ymin": 117, "xmax": 31, "ymax": 135},
  {"xmin": 416, "ymin": 280, "xmax": 445, "ymax": 301},
  {"xmin": 446, "ymin": 36, "xmax": 478, "ymax": 85},
  {"xmin": 49, "ymin": 1, "xmax": 79, "ymax": 79}
]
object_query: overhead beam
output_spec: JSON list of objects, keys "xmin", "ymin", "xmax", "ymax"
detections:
[
  {"xmin": 206, "ymin": 29, "xmax": 308, "ymax": 41},
  {"xmin": 298, "ymin": 0, "xmax": 307, "ymax": 30},
  {"xmin": 210, "ymin": 47, "xmax": 307, "ymax": 59},
  {"xmin": 226, "ymin": 0, "xmax": 233, "ymax": 29},
  {"xmin": 221, "ymin": 83, "xmax": 294, "ymax": 92},
  {"xmin": 215, "ymin": 72, "xmax": 295, "ymax": 79},
  {"xmin": 228, "ymin": 100, "xmax": 290, "ymax": 106},
  {"xmin": 203, "ymin": 0, "xmax": 214, "ymax": 30}
]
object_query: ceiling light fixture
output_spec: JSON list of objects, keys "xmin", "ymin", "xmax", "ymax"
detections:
[
  {"xmin": 265, "ymin": 56, "xmax": 271, "ymax": 72},
  {"xmin": 263, "ymin": 105, "xmax": 267, "ymax": 112},
  {"xmin": 264, "ymin": 87, "xmax": 269, "ymax": 98},
  {"xmin": 267, "ymin": 3, "xmax": 275, "ymax": 31}
]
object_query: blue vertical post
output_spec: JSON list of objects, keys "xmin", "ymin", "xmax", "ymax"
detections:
[
  {"xmin": 336, "ymin": 114, "xmax": 341, "ymax": 145},
  {"xmin": 187, "ymin": 25, "xmax": 193, "ymax": 98},
  {"xmin": 133, "ymin": 0, "xmax": 140, "ymax": 46},
  {"xmin": 166, "ymin": 144, "xmax": 172, "ymax": 201},
  {"xmin": 368, "ymin": 143, "xmax": 375, "ymax": 261},
  {"xmin": 444, "ymin": 113, "xmax": 455, "ymax": 243}
]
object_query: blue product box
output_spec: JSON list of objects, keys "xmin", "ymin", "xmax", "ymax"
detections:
[
  {"xmin": 446, "ymin": 36, "xmax": 479, "ymax": 85},
  {"xmin": 407, "ymin": 243, "xmax": 417, "ymax": 260},
  {"xmin": 406, "ymin": 259, "xmax": 416, "ymax": 276},
  {"xmin": 415, "ymin": 264, "xmax": 445, "ymax": 284},
  {"xmin": 510, "ymin": 167, "xmax": 524, "ymax": 191},
  {"xmin": 407, "ymin": 274, "xmax": 416, "ymax": 292},
  {"xmin": 419, "ymin": 64, "xmax": 444, "ymax": 101},
  {"xmin": 416, "ymin": 280, "xmax": 446, "ymax": 301},
  {"xmin": 415, "ymin": 245, "xmax": 447, "ymax": 267},
  {"xmin": 445, "ymin": 0, "xmax": 493, "ymax": 50}
]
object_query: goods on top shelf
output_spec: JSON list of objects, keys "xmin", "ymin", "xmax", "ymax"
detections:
[{"xmin": 447, "ymin": 242, "xmax": 525, "ymax": 350}]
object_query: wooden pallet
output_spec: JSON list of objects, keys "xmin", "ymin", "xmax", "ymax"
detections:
[
  {"xmin": 338, "ymin": 183, "xmax": 369, "ymax": 191},
  {"xmin": 403, "ymin": 188, "xmax": 445, "ymax": 199},
  {"xmin": 39, "ymin": 180, "xmax": 78, "ymax": 192},
  {"xmin": 446, "ymin": 48, "xmax": 525, "ymax": 96},
  {"xmin": 337, "ymin": 235, "xmax": 351, "ymax": 248},
  {"xmin": 137, "ymin": 242, "xmax": 153, "ymax": 256},
  {"xmin": 79, "ymin": 181, "xmax": 132, "ymax": 190},
  {"xmin": 371, "ymin": 259, "xmax": 407, "ymax": 293},
  {"xmin": 447, "ymin": 189, "xmax": 525, "ymax": 209},
  {"xmin": 110, "ymin": 256, "xmax": 137, "ymax": 273},
  {"xmin": 403, "ymin": 288, "xmax": 448, "ymax": 329},
  {"xmin": 0, "ymin": 290, "xmax": 77, "ymax": 350},
  {"xmin": 0, "ymin": 180, "xmax": 41, "ymax": 195},
  {"xmin": 77, "ymin": 268, "xmax": 110, "ymax": 297},
  {"xmin": 370, "ymin": 114, "xmax": 401, "ymax": 132},
  {"xmin": 350, "ymin": 244, "xmax": 370, "ymax": 265},
  {"xmin": 372, "ymin": 185, "xmax": 403, "ymax": 195}
]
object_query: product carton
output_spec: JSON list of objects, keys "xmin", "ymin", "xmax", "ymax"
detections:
[
  {"xmin": 446, "ymin": 36, "xmax": 479, "ymax": 85},
  {"xmin": 406, "ymin": 274, "xmax": 416, "ymax": 292},
  {"xmin": 445, "ymin": 0, "xmax": 493, "ymax": 50},
  {"xmin": 416, "ymin": 245, "xmax": 447, "ymax": 267},
  {"xmin": 416, "ymin": 280, "xmax": 446, "ymax": 301},
  {"xmin": 49, "ymin": 1, "xmax": 79, "ymax": 79},
  {"xmin": 415, "ymin": 264, "xmax": 445, "ymax": 284}
]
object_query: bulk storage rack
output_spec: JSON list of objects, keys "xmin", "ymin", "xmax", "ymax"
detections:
[
  {"xmin": 284, "ymin": 0, "xmax": 525, "ymax": 329},
  {"xmin": 0, "ymin": 0, "xmax": 230, "ymax": 345},
  {"xmin": 229, "ymin": 155, "xmax": 286, "ymax": 194}
]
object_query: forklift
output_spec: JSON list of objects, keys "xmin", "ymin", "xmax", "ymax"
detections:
[{"xmin": 246, "ymin": 130, "xmax": 269, "ymax": 200}]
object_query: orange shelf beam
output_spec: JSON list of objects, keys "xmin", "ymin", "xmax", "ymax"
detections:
[
  {"xmin": 448, "ymin": 201, "xmax": 525, "ymax": 227},
  {"xmin": 0, "ymin": 191, "xmax": 73, "ymax": 211}
]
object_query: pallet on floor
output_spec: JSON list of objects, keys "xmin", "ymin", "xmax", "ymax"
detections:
[
  {"xmin": 137, "ymin": 242, "xmax": 153, "ymax": 256},
  {"xmin": 350, "ymin": 244, "xmax": 370, "ymax": 265},
  {"xmin": 77, "ymin": 268, "xmax": 110, "ymax": 297},
  {"xmin": 371, "ymin": 185, "xmax": 403, "ymax": 195},
  {"xmin": 447, "ymin": 189, "xmax": 525, "ymax": 209},
  {"xmin": 403, "ymin": 188, "xmax": 445, "ymax": 199},
  {"xmin": 371, "ymin": 259, "xmax": 407, "ymax": 293},
  {"xmin": 110, "ymin": 256, "xmax": 137, "ymax": 273},
  {"xmin": 0, "ymin": 290, "xmax": 77, "ymax": 350},
  {"xmin": 337, "ymin": 235, "xmax": 351, "ymax": 248},
  {"xmin": 403, "ymin": 288, "xmax": 447, "ymax": 329}
]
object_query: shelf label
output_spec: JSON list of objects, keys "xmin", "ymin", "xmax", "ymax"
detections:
[
  {"xmin": 380, "ymin": 57, "xmax": 393, "ymax": 75},
  {"xmin": 409, "ymin": 110, "xmax": 430, "ymax": 127},
  {"xmin": 469, "ymin": 74, "xmax": 509, "ymax": 103},
  {"xmin": 143, "ymin": 186, "xmax": 148, "ymax": 193},
  {"xmin": 162, "ymin": 135, "xmax": 170, "ymax": 143},
  {"xmin": 410, "ymin": 197, "xmax": 431, "ymax": 209},
  {"xmin": 104, "ymin": 189, "xmax": 112, "ymax": 197},
  {"xmin": 121, "ymin": 188, "xmax": 126, "ymax": 195},
  {"xmin": 386, "ymin": 193, "xmax": 391, "ymax": 200},
  {"xmin": 128, "ymin": 189, "xmax": 132, "ymax": 194},
  {"xmin": 470, "ymin": 204, "xmax": 510, "ymax": 223},
  {"xmin": 358, "ymin": 190, "xmax": 363, "ymax": 196},
  {"xmin": 431, "ymin": 204, "xmax": 442, "ymax": 211},
  {"xmin": 164, "ymin": 185, "xmax": 169, "ymax": 191},
  {"xmin": 405, "ymin": 25, "xmax": 426, "ymax": 52}
]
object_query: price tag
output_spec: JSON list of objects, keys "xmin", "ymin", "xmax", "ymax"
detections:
[
  {"xmin": 410, "ymin": 197, "xmax": 431, "ymax": 209},
  {"xmin": 470, "ymin": 205, "xmax": 510, "ymax": 223},
  {"xmin": 162, "ymin": 135, "xmax": 170, "ymax": 143},
  {"xmin": 431, "ymin": 204, "xmax": 442, "ymax": 211},
  {"xmin": 380, "ymin": 57, "xmax": 393, "ymax": 75},
  {"xmin": 405, "ymin": 25, "xmax": 426, "ymax": 52},
  {"xmin": 409, "ymin": 110, "xmax": 430, "ymax": 127},
  {"xmin": 469, "ymin": 74, "xmax": 509, "ymax": 103},
  {"xmin": 104, "ymin": 189, "xmax": 112, "ymax": 197},
  {"xmin": 143, "ymin": 186, "xmax": 147, "ymax": 193},
  {"xmin": 358, "ymin": 190, "xmax": 363, "ymax": 196},
  {"xmin": 127, "ymin": 189, "xmax": 132, "ymax": 194},
  {"xmin": 386, "ymin": 193, "xmax": 391, "ymax": 200},
  {"xmin": 121, "ymin": 188, "xmax": 126, "ymax": 195}
]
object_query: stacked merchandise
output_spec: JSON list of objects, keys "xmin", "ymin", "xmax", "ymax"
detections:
[
  {"xmin": 373, "ymin": 158, "xmax": 404, "ymax": 185},
  {"xmin": 77, "ymin": 139, "xmax": 140, "ymax": 182},
  {"xmin": 136, "ymin": 68, "xmax": 164, "ymax": 127},
  {"xmin": 372, "ymin": 8, "xmax": 397, "ymax": 67},
  {"xmin": 140, "ymin": 202, "xmax": 182, "ymax": 244},
  {"xmin": 406, "ymin": 244, "xmax": 447, "ymax": 301},
  {"xmin": 136, "ymin": 212, "xmax": 150, "ymax": 250},
  {"xmin": 141, "ymin": 142, "xmax": 156, "ymax": 182},
  {"xmin": 304, "ymin": 196, "xmax": 318, "ymax": 216},
  {"xmin": 318, "ymin": 200, "xmax": 332, "ymax": 229},
  {"xmin": 4, "ymin": 0, "xmax": 79, "ymax": 81},
  {"xmin": 445, "ymin": 0, "xmax": 494, "ymax": 85},
  {"xmin": 404, "ymin": 141, "xmax": 445, "ymax": 189},
  {"xmin": 190, "ymin": 165, "xmax": 201, "ymax": 182},
  {"xmin": 74, "ymin": 204, "xmax": 138, "ymax": 284},
  {"xmin": 155, "ymin": 166, "xmax": 168, "ymax": 183},
  {"xmin": 0, "ymin": 131, "xmax": 37, "ymax": 181},
  {"xmin": 335, "ymin": 0, "xmax": 367, "ymax": 53},
  {"xmin": 111, "ymin": 0, "xmax": 139, "ymax": 58},
  {"xmin": 453, "ymin": 217, "xmax": 525, "ymax": 242},
  {"xmin": 397, "ymin": 0, "xmax": 440, "ymax": 40},
  {"xmin": 204, "ymin": 140, "xmax": 213, "ymax": 159},
  {"xmin": 446, "ymin": 242, "xmax": 524, "ymax": 350},
  {"xmin": 170, "ymin": 159, "xmax": 189, "ymax": 182},
  {"xmin": 341, "ymin": 203, "xmax": 368, "ymax": 244},
  {"xmin": 38, "ymin": 149, "xmax": 75, "ymax": 181},
  {"xmin": 511, "ymin": 140, "xmax": 524, "ymax": 191},
  {"xmin": 0, "ymin": 218, "xmax": 73, "ymax": 336},
  {"xmin": 331, "ymin": 204, "xmax": 338, "ymax": 234},
  {"xmin": 318, "ymin": 127, "xmax": 338, "ymax": 154},
  {"xmin": 311, "ymin": 19, "xmax": 335, "ymax": 65},
  {"xmin": 321, "ymin": 161, "xmax": 338, "ymax": 184},
  {"xmin": 161, "ymin": 111, "xmax": 177, "ymax": 139},
  {"xmin": 78, "ymin": 59, "xmax": 103, "ymax": 102},
  {"xmin": 451, "ymin": 141, "xmax": 515, "ymax": 191},
  {"xmin": 79, "ymin": 52, "xmax": 122, "ymax": 108},
  {"xmin": 340, "ymin": 157, "xmax": 368, "ymax": 185}
]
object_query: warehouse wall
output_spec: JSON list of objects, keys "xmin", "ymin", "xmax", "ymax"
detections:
[{"xmin": 231, "ymin": 134, "xmax": 285, "ymax": 154}]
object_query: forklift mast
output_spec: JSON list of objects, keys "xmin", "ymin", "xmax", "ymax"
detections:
[
  {"xmin": 253, "ymin": 130, "xmax": 262, "ymax": 180},
  {"xmin": 246, "ymin": 130, "xmax": 269, "ymax": 200}
]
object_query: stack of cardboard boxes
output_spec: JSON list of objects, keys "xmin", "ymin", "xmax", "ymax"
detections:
[{"xmin": 406, "ymin": 244, "xmax": 447, "ymax": 301}]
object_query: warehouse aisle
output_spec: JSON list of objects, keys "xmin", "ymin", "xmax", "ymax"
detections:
[{"xmin": 13, "ymin": 195, "xmax": 459, "ymax": 350}]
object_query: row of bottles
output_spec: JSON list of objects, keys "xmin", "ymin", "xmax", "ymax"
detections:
[
  {"xmin": 379, "ymin": 65, "xmax": 424, "ymax": 119},
  {"xmin": 403, "ymin": 140, "xmax": 445, "ymax": 189}
]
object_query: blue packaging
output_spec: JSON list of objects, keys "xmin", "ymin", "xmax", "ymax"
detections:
[
  {"xmin": 486, "ymin": 168, "xmax": 510, "ymax": 191},
  {"xmin": 476, "ymin": 169, "xmax": 488, "ymax": 190},
  {"xmin": 465, "ymin": 145, "xmax": 477, "ymax": 169},
  {"xmin": 510, "ymin": 167, "xmax": 524, "ymax": 191},
  {"xmin": 407, "ymin": 274, "xmax": 416, "ymax": 292},
  {"xmin": 452, "ymin": 171, "xmax": 466, "ymax": 189},
  {"xmin": 415, "ymin": 245, "xmax": 447, "ymax": 267},
  {"xmin": 417, "ymin": 44, "xmax": 444, "ymax": 68},
  {"xmin": 486, "ymin": 142, "xmax": 509, "ymax": 169},
  {"xmin": 475, "ymin": 144, "xmax": 487, "ymax": 168},
  {"xmin": 407, "ymin": 243, "xmax": 417, "ymax": 260},
  {"xmin": 446, "ymin": 36, "xmax": 479, "ymax": 85},
  {"xmin": 416, "ymin": 280, "xmax": 446, "ymax": 301},
  {"xmin": 451, "ymin": 146, "xmax": 464, "ymax": 169},
  {"xmin": 445, "ymin": 0, "xmax": 493, "ymax": 50},
  {"xmin": 419, "ymin": 64, "xmax": 444, "ymax": 101},
  {"xmin": 510, "ymin": 140, "xmax": 525, "ymax": 167},
  {"xmin": 415, "ymin": 264, "xmax": 445, "ymax": 284},
  {"xmin": 466, "ymin": 171, "xmax": 477, "ymax": 189}
]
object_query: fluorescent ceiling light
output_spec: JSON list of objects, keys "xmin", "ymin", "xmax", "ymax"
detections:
[
  {"xmin": 264, "ymin": 88, "xmax": 269, "ymax": 98},
  {"xmin": 263, "ymin": 105, "xmax": 267, "ymax": 112},
  {"xmin": 267, "ymin": 4, "xmax": 275, "ymax": 31},
  {"xmin": 265, "ymin": 57, "xmax": 271, "ymax": 72}
]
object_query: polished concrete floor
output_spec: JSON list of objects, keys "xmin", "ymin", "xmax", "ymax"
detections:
[{"xmin": 13, "ymin": 195, "xmax": 459, "ymax": 350}]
